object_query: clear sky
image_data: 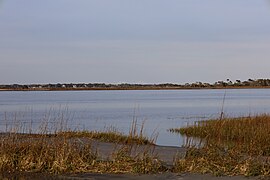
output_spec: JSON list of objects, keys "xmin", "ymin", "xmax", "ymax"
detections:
[{"xmin": 1, "ymin": 0, "xmax": 270, "ymax": 84}]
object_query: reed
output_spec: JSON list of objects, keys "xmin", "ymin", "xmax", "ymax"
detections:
[
  {"xmin": 0, "ymin": 112, "xmax": 160, "ymax": 175},
  {"xmin": 171, "ymin": 114, "xmax": 270, "ymax": 176},
  {"xmin": 0, "ymin": 133, "xmax": 97, "ymax": 174},
  {"xmin": 55, "ymin": 117, "xmax": 155, "ymax": 145},
  {"xmin": 0, "ymin": 133, "xmax": 164, "ymax": 175}
]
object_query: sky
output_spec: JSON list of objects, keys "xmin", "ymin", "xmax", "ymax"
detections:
[{"xmin": 1, "ymin": 0, "xmax": 270, "ymax": 84}]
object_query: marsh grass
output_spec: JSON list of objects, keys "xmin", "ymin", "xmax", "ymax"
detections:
[
  {"xmin": 0, "ymin": 112, "xmax": 161, "ymax": 175},
  {"xmin": 0, "ymin": 134, "xmax": 97, "ymax": 174},
  {"xmin": 93, "ymin": 146, "xmax": 166, "ymax": 174},
  {"xmin": 57, "ymin": 120, "xmax": 154, "ymax": 145},
  {"xmin": 170, "ymin": 114, "xmax": 270, "ymax": 176},
  {"xmin": 0, "ymin": 133, "xmax": 164, "ymax": 175}
]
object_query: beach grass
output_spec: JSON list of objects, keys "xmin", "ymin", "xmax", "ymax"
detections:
[
  {"xmin": 0, "ymin": 133, "xmax": 164, "ymax": 175},
  {"xmin": 0, "ymin": 117, "xmax": 161, "ymax": 175},
  {"xmin": 56, "ymin": 120, "xmax": 155, "ymax": 145},
  {"xmin": 170, "ymin": 114, "xmax": 270, "ymax": 176}
]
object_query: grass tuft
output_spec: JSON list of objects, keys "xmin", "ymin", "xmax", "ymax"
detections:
[
  {"xmin": 171, "ymin": 114, "xmax": 270, "ymax": 177},
  {"xmin": 56, "ymin": 119, "xmax": 154, "ymax": 145}
]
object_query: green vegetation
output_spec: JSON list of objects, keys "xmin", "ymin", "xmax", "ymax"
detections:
[{"xmin": 170, "ymin": 114, "xmax": 270, "ymax": 176}]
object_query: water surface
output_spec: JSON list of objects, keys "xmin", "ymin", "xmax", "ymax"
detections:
[{"xmin": 1, "ymin": 89, "xmax": 270, "ymax": 146}]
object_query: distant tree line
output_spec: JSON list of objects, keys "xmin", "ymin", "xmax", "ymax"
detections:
[{"xmin": 1, "ymin": 79, "xmax": 270, "ymax": 90}]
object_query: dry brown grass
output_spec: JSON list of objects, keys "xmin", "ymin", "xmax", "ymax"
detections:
[
  {"xmin": 0, "ymin": 134, "xmax": 96, "ymax": 174},
  {"xmin": 56, "ymin": 120, "xmax": 155, "ymax": 145},
  {"xmin": 170, "ymin": 114, "xmax": 270, "ymax": 176},
  {"xmin": 0, "ymin": 114, "xmax": 162, "ymax": 175},
  {"xmin": 0, "ymin": 133, "xmax": 167, "ymax": 175}
]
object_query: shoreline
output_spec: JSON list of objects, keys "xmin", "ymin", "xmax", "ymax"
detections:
[
  {"xmin": 1, "ymin": 86, "xmax": 270, "ymax": 92},
  {"xmin": 0, "ymin": 119, "xmax": 269, "ymax": 179}
]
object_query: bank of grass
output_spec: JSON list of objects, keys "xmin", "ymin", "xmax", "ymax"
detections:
[
  {"xmin": 0, "ymin": 134, "xmax": 164, "ymax": 175},
  {"xmin": 57, "ymin": 120, "xmax": 155, "ymax": 145},
  {"xmin": 0, "ymin": 119, "xmax": 162, "ymax": 175},
  {"xmin": 170, "ymin": 114, "xmax": 270, "ymax": 176}
]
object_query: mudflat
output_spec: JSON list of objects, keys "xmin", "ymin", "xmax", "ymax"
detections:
[{"xmin": 89, "ymin": 140, "xmax": 187, "ymax": 167}]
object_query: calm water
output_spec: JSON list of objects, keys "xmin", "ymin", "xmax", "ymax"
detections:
[{"xmin": 1, "ymin": 89, "xmax": 270, "ymax": 146}]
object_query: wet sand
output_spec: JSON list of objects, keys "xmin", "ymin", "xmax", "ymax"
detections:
[{"xmin": 89, "ymin": 140, "xmax": 187, "ymax": 167}]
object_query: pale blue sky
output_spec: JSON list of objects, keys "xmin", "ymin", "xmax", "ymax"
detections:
[{"xmin": 1, "ymin": 0, "xmax": 270, "ymax": 84}]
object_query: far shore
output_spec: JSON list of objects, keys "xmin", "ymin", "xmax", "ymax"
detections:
[
  {"xmin": 1, "ymin": 79, "xmax": 270, "ymax": 91},
  {"xmin": 1, "ymin": 86, "xmax": 270, "ymax": 92}
]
